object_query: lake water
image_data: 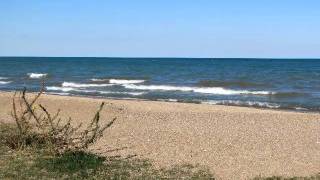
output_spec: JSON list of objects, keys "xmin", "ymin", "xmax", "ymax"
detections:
[{"xmin": 1, "ymin": 57, "xmax": 320, "ymax": 111}]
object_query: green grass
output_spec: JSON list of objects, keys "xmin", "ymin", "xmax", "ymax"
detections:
[
  {"xmin": 0, "ymin": 145, "xmax": 215, "ymax": 179},
  {"xmin": 1, "ymin": 124, "xmax": 319, "ymax": 180},
  {"xmin": 253, "ymin": 175, "xmax": 320, "ymax": 180},
  {"xmin": 0, "ymin": 124, "xmax": 214, "ymax": 179}
]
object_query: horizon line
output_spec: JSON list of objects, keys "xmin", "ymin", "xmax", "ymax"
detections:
[{"xmin": 0, "ymin": 56, "xmax": 320, "ymax": 60}]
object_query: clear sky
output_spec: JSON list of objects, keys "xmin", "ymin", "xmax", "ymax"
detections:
[{"xmin": 1, "ymin": 0, "xmax": 319, "ymax": 58}]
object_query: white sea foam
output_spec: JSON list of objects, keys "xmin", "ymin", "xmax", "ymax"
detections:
[
  {"xmin": 62, "ymin": 82, "xmax": 113, "ymax": 88},
  {"xmin": 0, "ymin": 77, "xmax": 11, "ymax": 84},
  {"xmin": 28, "ymin": 73, "xmax": 47, "ymax": 79},
  {"xmin": 158, "ymin": 98, "xmax": 178, "ymax": 102},
  {"xmin": 91, "ymin": 78, "xmax": 145, "ymax": 84},
  {"xmin": 122, "ymin": 84, "xmax": 272, "ymax": 95},
  {"xmin": 90, "ymin": 78, "xmax": 108, "ymax": 82},
  {"xmin": 202, "ymin": 100, "xmax": 280, "ymax": 108},
  {"xmin": 99, "ymin": 91, "xmax": 145, "ymax": 96},
  {"xmin": 79, "ymin": 89, "xmax": 145, "ymax": 96},
  {"xmin": 294, "ymin": 107, "xmax": 309, "ymax": 111},
  {"xmin": 47, "ymin": 86, "xmax": 145, "ymax": 96},
  {"xmin": 109, "ymin": 79, "xmax": 145, "ymax": 84},
  {"xmin": 46, "ymin": 92, "xmax": 70, "ymax": 96},
  {"xmin": 46, "ymin": 86, "xmax": 75, "ymax": 92},
  {"xmin": 0, "ymin": 81, "xmax": 11, "ymax": 85}
]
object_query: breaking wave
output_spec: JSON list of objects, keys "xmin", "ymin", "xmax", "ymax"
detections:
[
  {"xmin": 62, "ymin": 82, "xmax": 113, "ymax": 88},
  {"xmin": 91, "ymin": 78, "xmax": 145, "ymax": 84},
  {"xmin": 46, "ymin": 86, "xmax": 75, "ymax": 92},
  {"xmin": 46, "ymin": 86, "xmax": 145, "ymax": 96},
  {"xmin": 28, "ymin": 73, "xmax": 47, "ymax": 79},
  {"xmin": 122, "ymin": 84, "xmax": 272, "ymax": 95},
  {"xmin": 202, "ymin": 100, "xmax": 281, "ymax": 108},
  {"xmin": 90, "ymin": 78, "xmax": 109, "ymax": 82},
  {"xmin": 109, "ymin": 79, "xmax": 145, "ymax": 84},
  {"xmin": 0, "ymin": 81, "xmax": 11, "ymax": 85},
  {"xmin": 46, "ymin": 92, "xmax": 70, "ymax": 96},
  {"xmin": 99, "ymin": 91, "xmax": 145, "ymax": 96},
  {"xmin": 77, "ymin": 89, "xmax": 145, "ymax": 96}
]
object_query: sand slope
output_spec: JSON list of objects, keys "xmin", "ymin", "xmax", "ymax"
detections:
[{"xmin": 0, "ymin": 92, "xmax": 319, "ymax": 179}]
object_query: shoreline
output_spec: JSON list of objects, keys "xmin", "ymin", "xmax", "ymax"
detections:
[
  {"xmin": 1, "ymin": 89, "xmax": 317, "ymax": 114},
  {"xmin": 0, "ymin": 91, "xmax": 319, "ymax": 179}
]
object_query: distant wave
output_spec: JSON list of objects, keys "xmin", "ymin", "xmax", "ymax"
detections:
[
  {"xmin": 109, "ymin": 79, "xmax": 145, "ymax": 84},
  {"xmin": 46, "ymin": 86, "xmax": 145, "ymax": 96},
  {"xmin": 62, "ymin": 82, "xmax": 114, "ymax": 88},
  {"xmin": 122, "ymin": 84, "xmax": 272, "ymax": 95},
  {"xmin": 46, "ymin": 92, "xmax": 70, "ymax": 96},
  {"xmin": 158, "ymin": 98, "xmax": 178, "ymax": 102},
  {"xmin": 90, "ymin": 78, "xmax": 109, "ymax": 82},
  {"xmin": 76, "ymin": 89, "xmax": 145, "ymax": 96},
  {"xmin": 202, "ymin": 100, "xmax": 281, "ymax": 108},
  {"xmin": 294, "ymin": 107, "xmax": 309, "ymax": 111},
  {"xmin": 0, "ymin": 81, "xmax": 11, "ymax": 85},
  {"xmin": 91, "ymin": 78, "xmax": 145, "ymax": 84},
  {"xmin": 0, "ymin": 77, "xmax": 8, "ymax": 80},
  {"xmin": 28, "ymin": 73, "xmax": 47, "ymax": 79},
  {"xmin": 99, "ymin": 91, "xmax": 145, "ymax": 96},
  {"xmin": 46, "ymin": 86, "xmax": 75, "ymax": 92}
]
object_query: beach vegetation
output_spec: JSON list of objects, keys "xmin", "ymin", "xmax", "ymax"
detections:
[
  {"xmin": 253, "ymin": 174, "xmax": 320, "ymax": 180},
  {"xmin": 0, "ymin": 86, "xmax": 215, "ymax": 179},
  {"xmin": 7, "ymin": 84, "xmax": 115, "ymax": 154},
  {"xmin": 0, "ymin": 124, "xmax": 214, "ymax": 179}
]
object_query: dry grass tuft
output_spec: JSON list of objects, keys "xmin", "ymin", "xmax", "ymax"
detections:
[{"xmin": 7, "ymin": 84, "xmax": 116, "ymax": 154}]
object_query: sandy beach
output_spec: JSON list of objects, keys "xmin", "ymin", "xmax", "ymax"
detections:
[{"xmin": 0, "ymin": 91, "xmax": 319, "ymax": 179}]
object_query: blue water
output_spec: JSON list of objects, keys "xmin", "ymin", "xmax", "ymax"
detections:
[{"xmin": 1, "ymin": 57, "xmax": 320, "ymax": 111}]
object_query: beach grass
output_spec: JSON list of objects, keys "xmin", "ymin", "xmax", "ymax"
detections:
[
  {"xmin": 0, "ymin": 88, "xmax": 215, "ymax": 179},
  {"xmin": 0, "ymin": 123, "xmax": 215, "ymax": 179},
  {"xmin": 253, "ymin": 175, "xmax": 320, "ymax": 180},
  {"xmin": 1, "ymin": 124, "xmax": 319, "ymax": 180}
]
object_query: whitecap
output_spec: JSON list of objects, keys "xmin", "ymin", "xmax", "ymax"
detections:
[
  {"xmin": 0, "ymin": 77, "xmax": 8, "ymax": 80},
  {"xmin": 90, "ymin": 78, "xmax": 145, "ymax": 84},
  {"xmin": 202, "ymin": 100, "xmax": 280, "ymax": 108},
  {"xmin": 294, "ymin": 107, "xmax": 309, "ymax": 111},
  {"xmin": 99, "ymin": 91, "xmax": 145, "ymax": 96},
  {"xmin": 46, "ymin": 86, "xmax": 75, "ymax": 92},
  {"xmin": 28, "ymin": 73, "xmax": 47, "ymax": 79},
  {"xmin": 122, "ymin": 84, "xmax": 272, "ymax": 95},
  {"xmin": 62, "ymin": 82, "xmax": 113, "ymax": 88},
  {"xmin": 90, "ymin": 78, "xmax": 108, "ymax": 82},
  {"xmin": 129, "ymin": 92, "xmax": 145, "ymax": 96},
  {"xmin": 123, "ymin": 84, "xmax": 193, "ymax": 91},
  {"xmin": 76, "ymin": 89, "xmax": 145, "ymax": 96},
  {"xmin": 46, "ymin": 92, "xmax": 70, "ymax": 96},
  {"xmin": 47, "ymin": 86, "xmax": 145, "ymax": 96},
  {"xmin": 109, "ymin": 79, "xmax": 145, "ymax": 84},
  {"xmin": 0, "ymin": 81, "xmax": 11, "ymax": 85},
  {"xmin": 158, "ymin": 98, "xmax": 178, "ymax": 102}
]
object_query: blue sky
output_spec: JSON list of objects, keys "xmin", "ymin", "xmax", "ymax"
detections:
[{"xmin": 0, "ymin": 0, "xmax": 319, "ymax": 58}]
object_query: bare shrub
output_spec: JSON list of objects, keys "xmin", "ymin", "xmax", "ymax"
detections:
[{"xmin": 9, "ymin": 85, "xmax": 116, "ymax": 154}]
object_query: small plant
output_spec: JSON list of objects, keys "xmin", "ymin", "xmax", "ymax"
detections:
[
  {"xmin": 0, "ymin": 88, "xmax": 216, "ymax": 179},
  {"xmin": 8, "ymin": 84, "xmax": 116, "ymax": 154}
]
